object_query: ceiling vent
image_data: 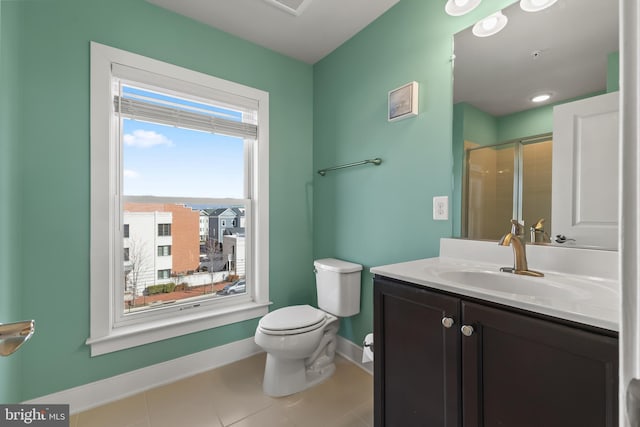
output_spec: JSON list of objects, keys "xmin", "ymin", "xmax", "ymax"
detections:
[{"xmin": 263, "ymin": 0, "xmax": 313, "ymax": 16}]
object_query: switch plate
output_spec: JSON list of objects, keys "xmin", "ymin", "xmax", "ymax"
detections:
[{"xmin": 433, "ymin": 196, "xmax": 448, "ymax": 220}]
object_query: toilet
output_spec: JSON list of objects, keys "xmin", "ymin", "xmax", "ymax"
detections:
[{"xmin": 254, "ymin": 258, "xmax": 363, "ymax": 397}]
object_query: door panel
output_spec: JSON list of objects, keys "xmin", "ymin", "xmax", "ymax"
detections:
[{"xmin": 552, "ymin": 91, "xmax": 619, "ymax": 249}]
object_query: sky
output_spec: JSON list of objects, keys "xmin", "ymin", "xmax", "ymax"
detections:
[{"xmin": 122, "ymin": 87, "xmax": 246, "ymax": 199}]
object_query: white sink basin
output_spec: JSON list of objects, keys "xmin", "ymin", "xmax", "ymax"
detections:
[
  {"xmin": 436, "ymin": 270, "xmax": 590, "ymax": 301},
  {"xmin": 371, "ymin": 248, "xmax": 620, "ymax": 331}
]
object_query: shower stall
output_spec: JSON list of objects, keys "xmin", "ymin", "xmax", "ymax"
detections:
[{"xmin": 463, "ymin": 135, "xmax": 552, "ymax": 242}]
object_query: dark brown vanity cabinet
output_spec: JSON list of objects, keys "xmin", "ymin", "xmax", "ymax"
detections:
[
  {"xmin": 374, "ymin": 275, "xmax": 461, "ymax": 427},
  {"xmin": 373, "ymin": 276, "xmax": 618, "ymax": 427}
]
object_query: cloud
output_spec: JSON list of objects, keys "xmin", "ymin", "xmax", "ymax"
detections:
[
  {"xmin": 123, "ymin": 130, "xmax": 174, "ymax": 148},
  {"xmin": 124, "ymin": 169, "xmax": 140, "ymax": 178}
]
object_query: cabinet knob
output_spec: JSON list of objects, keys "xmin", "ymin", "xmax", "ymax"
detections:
[
  {"xmin": 441, "ymin": 317, "xmax": 454, "ymax": 328},
  {"xmin": 461, "ymin": 325, "xmax": 475, "ymax": 336}
]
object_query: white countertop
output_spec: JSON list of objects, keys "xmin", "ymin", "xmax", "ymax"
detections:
[{"xmin": 371, "ymin": 239, "xmax": 620, "ymax": 332}]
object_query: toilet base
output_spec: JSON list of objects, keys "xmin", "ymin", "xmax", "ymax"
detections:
[
  {"xmin": 262, "ymin": 353, "xmax": 336, "ymax": 397},
  {"xmin": 258, "ymin": 312, "xmax": 341, "ymax": 397}
]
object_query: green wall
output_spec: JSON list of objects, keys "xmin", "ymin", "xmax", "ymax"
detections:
[
  {"xmin": 1, "ymin": 0, "xmax": 313, "ymax": 401},
  {"xmin": 0, "ymin": 0, "xmax": 23, "ymax": 404},
  {"xmin": 608, "ymin": 51, "xmax": 620, "ymax": 92},
  {"xmin": 452, "ymin": 102, "xmax": 499, "ymax": 236},
  {"xmin": 313, "ymin": 0, "xmax": 514, "ymax": 345},
  {"xmin": 461, "ymin": 103, "xmax": 499, "ymax": 145}
]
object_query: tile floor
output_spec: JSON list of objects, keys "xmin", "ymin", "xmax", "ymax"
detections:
[{"xmin": 69, "ymin": 353, "xmax": 373, "ymax": 427}]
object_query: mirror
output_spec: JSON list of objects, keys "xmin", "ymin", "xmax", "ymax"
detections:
[{"xmin": 452, "ymin": 0, "xmax": 619, "ymax": 249}]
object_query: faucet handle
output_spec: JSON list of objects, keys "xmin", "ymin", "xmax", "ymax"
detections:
[
  {"xmin": 509, "ymin": 219, "xmax": 523, "ymax": 236},
  {"xmin": 531, "ymin": 218, "xmax": 545, "ymax": 231}
]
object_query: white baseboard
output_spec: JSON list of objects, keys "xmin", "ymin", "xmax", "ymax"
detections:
[
  {"xmin": 25, "ymin": 337, "xmax": 262, "ymax": 414},
  {"xmin": 25, "ymin": 335, "xmax": 372, "ymax": 415},
  {"xmin": 336, "ymin": 336, "xmax": 373, "ymax": 375}
]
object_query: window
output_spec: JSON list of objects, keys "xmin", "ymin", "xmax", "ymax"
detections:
[
  {"xmin": 157, "ymin": 269, "xmax": 171, "ymax": 280},
  {"xmin": 157, "ymin": 245, "xmax": 171, "ymax": 257},
  {"xmin": 89, "ymin": 42, "xmax": 270, "ymax": 356},
  {"xmin": 157, "ymin": 224, "xmax": 171, "ymax": 237}
]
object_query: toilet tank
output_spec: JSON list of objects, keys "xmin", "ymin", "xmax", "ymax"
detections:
[{"xmin": 314, "ymin": 258, "xmax": 363, "ymax": 317}]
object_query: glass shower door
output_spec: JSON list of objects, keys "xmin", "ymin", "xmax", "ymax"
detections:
[
  {"xmin": 463, "ymin": 136, "xmax": 552, "ymax": 241},
  {"xmin": 465, "ymin": 143, "xmax": 515, "ymax": 240}
]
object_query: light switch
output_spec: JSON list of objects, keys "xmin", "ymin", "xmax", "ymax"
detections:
[{"xmin": 433, "ymin": 196, "xmax": 448, "ymax": 220}]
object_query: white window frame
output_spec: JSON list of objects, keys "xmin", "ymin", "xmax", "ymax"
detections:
[{"xmin": 88, "ymin": 42, "xmax": 270, "ymax": 356}]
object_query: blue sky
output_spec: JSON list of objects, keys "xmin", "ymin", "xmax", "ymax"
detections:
[{"xmin": 122, "ymin": 87, "xmax": 245, "ymax": 199}]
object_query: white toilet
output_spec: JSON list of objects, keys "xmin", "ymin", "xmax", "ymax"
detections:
[{"xmin": 254, "ymin": 258, "xmax": 363, "ymax": 397}]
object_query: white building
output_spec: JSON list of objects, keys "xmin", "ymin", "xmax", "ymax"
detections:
[
  {"xmin": 199, "ymin": 210, "xmax": 209, "ymax": 243},
  {"xmin": 223, "ymin": 234, "xmax": 245, "ymax": 278},
  {"xmin": 123, "ymin": 211, "xmax": 173, "ymax": 296}
]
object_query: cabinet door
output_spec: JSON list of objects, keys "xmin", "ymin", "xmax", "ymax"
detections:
[
  {"xmin": 374, "ymin": 277, "xmax": 461, "ymax": 427},
  {"xmin": 461, "ymin": 301, "xmax": 618, "ymax": 427}
]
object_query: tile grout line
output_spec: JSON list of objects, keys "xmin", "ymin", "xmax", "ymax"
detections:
[{"xmin": 224, "ymin": 400, "xmax": 279, "ymax": 427}]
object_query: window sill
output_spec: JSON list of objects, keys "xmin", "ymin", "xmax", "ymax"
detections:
[{"xmin": 86, "ymin": 301, "xmax": 270, "ymax": 357}]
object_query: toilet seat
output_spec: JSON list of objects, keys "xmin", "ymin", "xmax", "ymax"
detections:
[{"xmin": 258, "ymin": 305, "xmax": 326, "ymax": 336}]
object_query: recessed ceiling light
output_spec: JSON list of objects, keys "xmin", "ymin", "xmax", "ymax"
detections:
[
  {"xmin": 531, "ymin": 93, "xmax": 552, "ymax": 103},
  {"xmin": 445, "ymin": 0, "xmax": 482, "ymax": 16},
  {"xmin": 520, "ymin": 0, "xmax": 558, "ymax": 12},
  {"xmin": 472, "ymin": 11, "xmax": 508, "ymax": 37}
]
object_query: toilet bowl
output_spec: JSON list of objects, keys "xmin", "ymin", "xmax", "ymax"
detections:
[
  {"xmin": 254, "ymin": 258, "xmax": 362, "ymax": 397},
  {"xmin": 255, "ymin": 305, "xmax": 339, "ymax": 397}
]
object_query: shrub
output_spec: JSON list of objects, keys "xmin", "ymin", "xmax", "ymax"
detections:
[
  {"xmin": 145, "ymin": 283, "xmax": 176, "ymax": 295},
  {"xmin": 146, "ymin": 284, "xmax": 164, "ymax": 295}
]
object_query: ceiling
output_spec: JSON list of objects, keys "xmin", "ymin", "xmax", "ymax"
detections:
[
  {"xmin": 146, "ymin": 0, "xmax": 401, "ymax": 64},
  {"xmin": 145, "ymin": 0, "xmax": 618, "ymax": 114},
  {"xmin": 453, "ymin": 0, "xmax": 618, "ymax": 117}
]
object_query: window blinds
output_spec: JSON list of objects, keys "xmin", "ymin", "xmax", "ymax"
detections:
[
  {"xmin": 111, "ymin": 63, "xmax": 258, "ymax": 140},
  {"xmin": 113, "ymin": 95, "xmax": 258, "ymax": 140}
]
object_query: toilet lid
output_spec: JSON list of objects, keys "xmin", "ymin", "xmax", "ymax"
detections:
[{"xmin": 259, "ymin": 305, "xmax": 326, "ymax": 332}]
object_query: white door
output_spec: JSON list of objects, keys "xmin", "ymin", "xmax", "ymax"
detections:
[
  {"xmin": 621, "ymin": 1, "xmax": 640, "ymax": 425},
  {"xmin": 552, "ymin": 91, "xmax": 619, "ymax": 249}
]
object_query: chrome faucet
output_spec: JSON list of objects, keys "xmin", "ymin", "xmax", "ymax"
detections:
[
  {"xmin": 530, "ymin": 218, "xmax": 551, "ymax": 243},
  {"xmin": 499, "ymin": 220, "xmax": 544, "ymax": 277}
]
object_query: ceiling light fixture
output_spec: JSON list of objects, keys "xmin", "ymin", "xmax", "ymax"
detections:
[
  {"xmin": 472, "ymin": 11, "xmax": 508, "ymax": 37},
  {"xmin": 519, "ymin": 0, "xmax": 558, "ymax": 12},
  {"xmin": 445, "ymin": 0, "xmax": 482, "ymax": 16},
  {"xmin": 531, "ymin": 93, "xmax": 552, "ymax": 103}
]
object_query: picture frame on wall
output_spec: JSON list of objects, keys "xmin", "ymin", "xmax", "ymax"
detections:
[{"xmin": 388, "ymin": 81, "xmax": 419, "ymax": 122}]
